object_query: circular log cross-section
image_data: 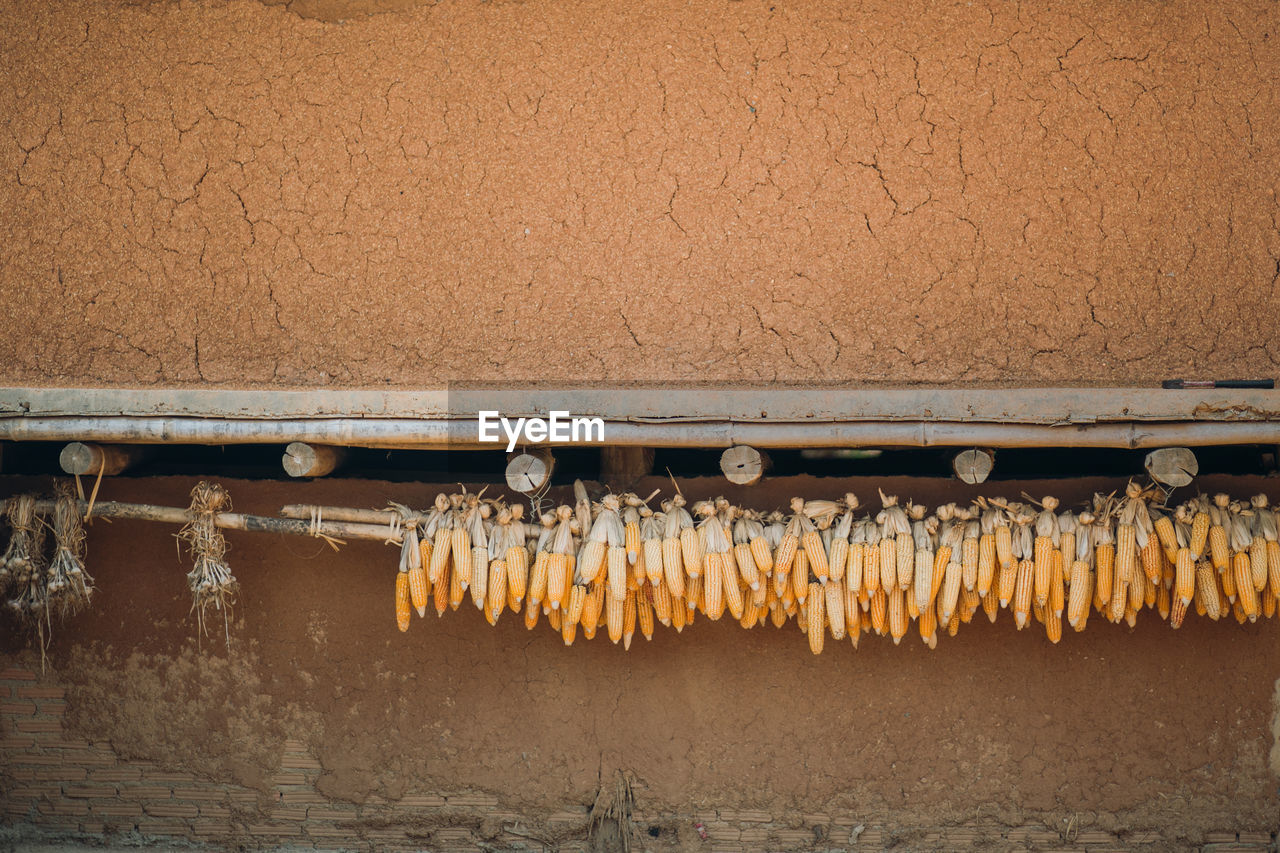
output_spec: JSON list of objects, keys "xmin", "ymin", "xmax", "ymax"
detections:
[
  {"xmin": 58, "ymin": 442, "xmax": 141, "ymax": 476},
  {"xmin": 953, "ymin": 448, "xmax": 995, "ymax": 484},
  {"xmin": 282, "ymin": 442, "xmax": 346, "ymax": 478},
  {"xmin": 506, "ymin": 448, "xmax": 555, "ymax": 493},
  {"xmin": 720, "ymin": 445, "xmax": 769, "ymax": 486},
  {"xmin": 1144, "ymin": 447, "xmax": 1199, "ymax": 488}
]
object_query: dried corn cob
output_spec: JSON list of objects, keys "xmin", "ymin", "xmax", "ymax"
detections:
[
  {"xmin": 395, "ymin": 570, "xmax": 411, "ymax": 632},
  {"xmin": 1029, "ymin": 495, "xmax": 1060, "ymax": 607}
]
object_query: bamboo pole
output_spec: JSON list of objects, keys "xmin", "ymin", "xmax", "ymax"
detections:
[
  {"xmin": 278, "ymin": 504, "xmax": 426, "ymax": 526},
  {"xmin": 1, "ymin": 498, "xmax": 403, "ymax": 543}
]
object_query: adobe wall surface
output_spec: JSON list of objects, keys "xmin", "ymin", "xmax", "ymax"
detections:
[
  {"xmin": 2, "ymin": 0, "xmax": 1278, "ymax": 388},
  {"xmin": 1, "ymin": 475, "xmax": 1278, "ymax": 851}
]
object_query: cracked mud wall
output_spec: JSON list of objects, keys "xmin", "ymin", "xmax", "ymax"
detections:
[
  {"xmin": 2, "ymin": 0, "xmax": 1280, "ymax": 387},
  {"xmin": 2, "ymin": 475, "xmax": 1279, "ymax": 847}
]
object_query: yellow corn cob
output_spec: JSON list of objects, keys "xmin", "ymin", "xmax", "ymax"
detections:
[
  {"xmin": 523, "ymin": 594, "xmax": 540, "ymax": 630},
  {"xmin": 734, "ymin": 543, "xmax": 760, "ymax": 589},
  {"xmin": 1169, "ymin": 594, "xmax": 1187, "ymax": 628},
  {"xmin": 650, "ymin": 580, "xmax": 672, "ymax": 625},
  {"xmin": 433, "ymin": 561, "xmax": 450, "ymax": 616},
  {"xmin": 888, "ymin": 587, "xmax": 907, "ymax": 645},
  {"xmin": 1175, "ymin": 548, "xmax": 1194, "ymax": 605},
  {"xmin": 1033, "ymin": 536, "xmax": 1053, "ymax": 607},
  {"xmin": 723, "ymin": 559, "xmax": 744, "ymax": 620},
  {"xmin": 507, "ymin": 586, "xmax": 520, "ymax": 614},
  {"xmin": 828, "ymin": 537, "xmax": 848, "ymax": 583},
  {"xmin": 561, "ymin": 612, "xmax": 577, "ymax": 646},
  {"xmin": 471, "ymin": 545, "xmax": 488, "ymax": 609},
  {"xmin": 701, "ymin": 552, "xmax": 723, "ymax": 618},
  {"xmin": 622, "ymin": 590, "xmax": 637, "ymax": 648},
  {"xmin": 643, "ymin": 540, "xmax": 664, "ymax": 586},
  {"xmin": 1107, "ymin": 567, "xmax": 1126, "ymax": 623},
  {"xmin": 547, "ymin": 605, "xmax": 562, "ymax": 631},
  {"xmin": 428, "ymin": 528, "xmax": 452, "ymax": 585},
  {"xmin": 793, "ymin": 549, "xmax": 810, "ymax": 603},
  {"xmin": 395, "ymin": 571, "xmax": 411, "ymax": 632},
  {"xmin": 1249, "ymin": 539, "xmax": 1267, "ymax": 591},
  {"xmin": 1115, "ymin": 523, "xmax": 1136, "ymax": 586},
  {"xmin": 1045, "ymin": 608, "xmax": 1062, "ymax": 644},
  {"xmin": 981, "ymin": 583, "xmax": 999, "ymax": 623},
  {"xmin": 451, "ymin": 527, "xmax": 472, "ymax": 585},
  {"xmin": 662, "ymin": 539, "xmax": 685, "ymax": 597},
  {"xmin": 1067, "ymin": 560, "xmax": 1090, "ymax": 627},
  {"xmin": 1094, "ymin": 543, "xmax": 1114, "ymax": 614},
  {"xmin": 997, "ymin": 560, "xmax": 1017, "ymax": 608},
  {"xmin": 823, "ymin": 580, "xmax": 845, "ymax": 641},
  {"xmin": 607, "ymin": 546, "xmax": 628, "ymax": 601},
  {"xmin": 977, "ymin": 533, "xmax": 996, "ymax": 595},
  {"xmin": 1264, "ymin": 589, "xmax": 1277, "ymax": 619},
  {"xmin": 930, "ymin": 548, "xmax": 950, "ymax": 603},
  {"xmin": 680, "ymin": 527, "xmax": 704, "ymax": 578},
  {"xmin": 918, "ymin": 594, "xmax": 937, "ymax": 647},
  {"xmin": 449, "ymin": 559, "xmax": 465, "ymax": 609},
  {"xmin": 1234, "ymin": 552, "xmax": 1258, "ymax": 621},
  {"xmin": 962, "ymin": 538, "xmax": 979, "ymax": 591},
  {"xmin": 864, "ymin": 542, "xmax": 881, "ymax": 593},
  {"xmin": 879, "ymin": 537, "xmax": 897, "ymax": 591},
  {"xmin": 606, "ymin": 589, "xmax": 625, "ymax": 643},
  {"xmin": 895, "ymin": 532, "xmax": 913, "ymax": 590},
  {"xmin": 774, "ymin": 532, "xmax": 798, "ymax": 576},
  {"xmin": 1049, "ymin": 556, "xmax": 1064, "ymax": 617},
  {"xmin": 1220, "ymin": 556, "xmax": 1237, "ymax": 601},
  {"xmin": 1269, "ymin": 541, "xmax": 1280, "ymax": 596},
  {"xmin": 1153, "ymin": 515, "xmax": 1177, "ymax": 565},
  {"xmin": 408, "ymin": 564, "xmax": 429, "ymax": 618},
  {"xmin": 749, "ymin": 537, "xmax": 773, "ymax": 576},
  {"xmin": 505, "ymin": 546, "xmax": 528, "ymax": 604},
  {"xmin": 547, "ymin": 554, "xmax": 568, "ymax": 610},
  {"xmin": 486, "ymin": 559, "xmax": 507, "ymax": 619},
  {"xmin": 995, "ymin": 526, "xmax": 1013, "ymax": 570},
  {"xmin": 565, "ymin": 583, "xmax": 586, "ymax": 626},
  {"xmin": 1140, "ymin": 539, "xmax": 1162, "ymax": 585},
  {"xmin": 1190, "ymin": 510, "xmax": 1210, "ymax": 558},
  {"xmin": 846, "ymin": 540, "xmax": 864, "ymax": 594},
  {"xmin": 1208, "ymin": 524, "xmax": 1229, "ymax": 571},
  {"xmin": 870, "ymin": 588, "xmax": 887, "ymax": 635},
  {"xmin": 1156, "ymin": 581, "xmax": 1170, "ymax": 620},
  {"xmin": 807, "ymin": 582, "xmax": 825, "ymax": 654},
  {"xmin": 800, "ymin": 531, "xmax": 827, "ymax": 582},
  {"xmin": 940, "ymin": 559, "xmax": 961, "ymax": 625},
  {"xmin": 419, "ymin": 538, "xmax": 433, "ymax": 577},
  {"xmin": 625, "ymin": 521, "xmax": 640, "ymax": 566},
  {"xmin": 1013, "ymin": 559, "xmax": 1033, "ymax": 629},
  {"xmin": 637, "ymin": 591, "xmax": 654, "ymax": 640},
  {"xmin": 528, "ymin": 552, "xmax": 550, "ymax": 607},
  {"xmin": 579, "ymin": 540, "xmax": 606, "ymax": 586},
  {"xmin": 961, "ymin": 586, "xmax": 980, "ymax": 623}
]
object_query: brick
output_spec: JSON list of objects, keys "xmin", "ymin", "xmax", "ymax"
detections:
[
  {"xmin": 272, "ymin": 806, "xmax": 308, "ymax": 821},
  {"xmin": 244, "ymin": 822, "xmax": 306, "ymax": 837},
  {"xmin": 396, "ymin": 794, "xmax": 446, "ymax": 808},
  {"xmin": 0, "ymin": 734, "xmax": 37, "ymax": 749},
  {"xmin": 191, "ymin": 818, "xmax": 234, "ymax": 836},
  {"xmin": 90, "ymin": 767, "xmax": 142, "ymax": 782},
  {"xmin": 135, "ymin": 818, "xmax": 191, "ymax": 836},
  {"xmin": 1237, "ymin": 832, "xmax": 1273, "ymax": 843},
  {"xmin": 146, "ymin": 802, "xmax": 200, "ymax": 818},
  {"xmin": 80, "ymin": 820, "xmax": 105, "ymax": 834},
  {"xmin": 64, "ymin": 785, "xmax": 118, "ymax": 798},
  {"xmin": 773, "ymin": 830, "xmax": 812, "ymax": 846},
  {"xmin": 144, "ymin": 770, "xmax": 196, "ymax": 783},
  {"xmin": 7, "ymin": 767, "xmax": 37, "ymax": 781},
  {"xmin": 76, "ymin": 751, "xmax": 118, "ymax": 767},
  {"xmin": 0, "ymin": 668, "xmax": 38, "ymax": 681},
  {"xmin": 280, "ymin": 789, "xmax": 328, "ymax": 805},
  {"xmin": 119, "ymin": 785, "xmax": 174, "ymax": 800},
  {"xmin": 33, "ymin": 767, "xmax": 87, "ymax": 782},
  {"xmin": 228, "ymin": 790, "xmax": 260, "ymax": 804},
  {"xmin": 0, "ymin": 701, "xmax": 37, "ymax": 714},
  {"xmin": 306, "ymin": 807, "xmax": 359, "ymax": 821},
  {"xmin": 8, "ymin": 784, "xmax": 65, "ymax": 799},
  {"xmin": 1206, "ymin": 833, "xmax": 1240, "ymax": 843},
  {"xmin": 91, "ymin": 802, "xmax": 144, "ymax": 818},
  {"xmin": 38, "ymin": 702, "xmax": 67, "ymax": 717},
  {"xmin": 283, "ymin": 738, "xmax": 310, "ymax": 753},
  {"xmin": 307, "ymin": 823, "xmax": 361, "ymax": 838},
  {"xmin": 733, "ymin": 810, "xmax": 772, "ymax": 823},
  {"xmin": 280, "ymin": 755, "xmax": 323, "ymax": 770},
  {"xmin": 199, "ymin": 804, "xmax": 232, "ymax": 819},
  {"xmin": 172, "ymin": 787, "xmax": 227, "ymax": 802},
  {"xmin": 39, "ymin": 799, "xmax": 91, "ymax": 816},
  {"xmin": 272, "ymin": 772, "xmax": 309, "ymax": 786},
  {"xmin": 16, "ymin": 686, "xmax": 64, "ymax": 698},
  {"xmin": 1076, "ymin": 831, "xmax": 1118, "ymax": 844},
  {"xmin": 41, "ymin": 738, "xmax": 91, "ymax": 750},
  {"xmin": 14, "ymin": 719, "xmax": 62, "ymax": 733}
]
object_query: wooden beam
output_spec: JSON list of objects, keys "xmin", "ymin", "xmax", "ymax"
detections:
[
  {"xmin": 506, "ymin": 448, "xmax": 555, "ymax": 493},
  {"xmin": 720, "ymin": 445, "xmax": 771, "ymax": 486},
  {"xmin": 282, "ymin": 442, "xmax": 346, "ymax": 478},
  {"xmin": 1144, "ymin": 447, "xmax": 1199, "ymax": 487},
  {"xmin": 58, "ymin": 442, "xmax": 146, "ymax": 476}
]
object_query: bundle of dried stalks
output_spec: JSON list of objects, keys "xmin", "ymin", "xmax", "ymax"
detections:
[{"xmin": 177, "ymin": 482, "xmax": 237, "ymax": 642}]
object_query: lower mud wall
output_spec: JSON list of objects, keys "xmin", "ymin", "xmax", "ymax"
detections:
[{"xmin": 2, "ymin": 475, "xmax": 1279, "ymax": 851}]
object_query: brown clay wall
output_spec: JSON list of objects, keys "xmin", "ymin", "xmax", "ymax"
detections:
[
  {"xmin": 2, "ymin": 0, "xmax": 1279, "ymax": 388},
  {"xmin": 1, "ymin": 475, "xmax": 1279, "ymax": 851}
]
